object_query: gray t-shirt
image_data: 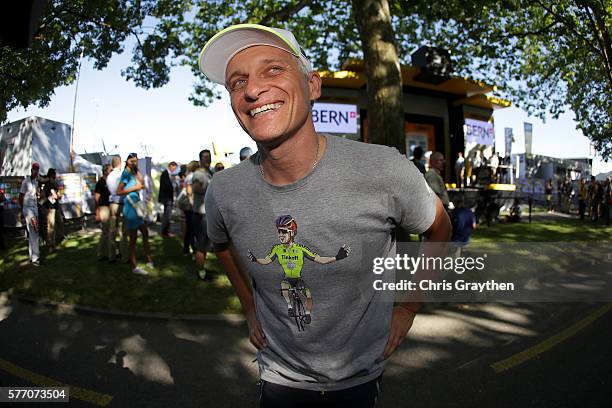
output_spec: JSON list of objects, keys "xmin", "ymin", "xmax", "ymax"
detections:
[
  {"xmin": 189, "ymin": 169, "xmax": 210, "ymax": 214},
  {"xmin": 205, "ymin": 135, "xmax": 437, "ymax": 391}
]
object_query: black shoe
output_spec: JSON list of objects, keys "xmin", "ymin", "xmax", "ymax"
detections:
[
  {"xmin": 304, "ymin": 314, "xmax": 311, "ymax": 324},
  {"xmin": 288, "ymin": 308, "xmax": 295, "ymax": 317}
]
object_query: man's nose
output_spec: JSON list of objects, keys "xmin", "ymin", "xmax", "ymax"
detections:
[{"xmin": 244, "ymin": 76, "xmax": 268, "ymax": 101}]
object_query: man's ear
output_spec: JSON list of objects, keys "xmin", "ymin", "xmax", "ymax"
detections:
[{"xmin": 308, "ymin": 71, "xmax": 322, "ymax": 101}]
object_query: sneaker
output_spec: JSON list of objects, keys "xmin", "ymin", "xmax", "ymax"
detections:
[
  {"xmin": 197, "ymin": 269, "xmax": 207, "ymax": 280},
  {"xmin": 304, "ymin": 314, "xmax": 311, "ymax": 324},
  {"xmin": 288, "ymin": 307, "xmax": 295, "ymax": 318},
  {"xmin": 146, "ymin": 262, "xmax": 155, "ymax": 269},
  {"xmin": 132, "ymin": 267, "xmax": 148, "ymax": 276},
  {"xmin": 31, "ymin": 260, "xmax": 40, "ymax": 267}
]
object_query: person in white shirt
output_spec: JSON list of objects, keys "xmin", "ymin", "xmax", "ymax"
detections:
[
  {"xmin": 455, "ymin": 152, "xmax": 465, "ymax": 188},
  {"xmin": 19, "ymin": 163, "xmax": 41, "ymax": 266},
  {"xmin": 106, "ymin": 156, "xmax": 127, "ymax": 262}
]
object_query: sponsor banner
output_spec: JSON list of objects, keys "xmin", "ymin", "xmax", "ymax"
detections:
[
  {"xmin": 504, "ymin": 127, "xmax": 513, "ymax": 156},
  {"xmin": 312, "ymin": 103, "xmax": 358, "ymax": 134},
  {"xmin": 524, "ymin": 122, "xmax": 533, "ymax": 154},
  {"xmin": 464, "ymin": 118, "xmax": 495, "ymax": 146}
]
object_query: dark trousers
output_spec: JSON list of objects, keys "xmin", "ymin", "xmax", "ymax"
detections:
[
  {"xmin": 579, "ymin": 199, "xmax": 586, "ymax": 220},
  {"xmin": 260, "ymin": 375, "xmax": 381, "ymax": 408},
  {"xmin": 161, "ymin": 200, "xmax": 173, "ymax": 235},
  {"xmin": 183, "ymin": 209, "xmax": 195, "ymax": 253}
]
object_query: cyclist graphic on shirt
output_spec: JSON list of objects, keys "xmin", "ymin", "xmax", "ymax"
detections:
[{"xmin": 248, "ymin": 215, "xmax": 350, "ymax": 325}]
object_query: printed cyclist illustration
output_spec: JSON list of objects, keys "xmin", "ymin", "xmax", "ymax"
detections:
[{"xmin": 248, "ymin": 215, "xmax": 350, "ymax": 326}]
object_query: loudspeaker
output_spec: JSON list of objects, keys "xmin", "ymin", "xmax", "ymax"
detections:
[{"xmin": 411, "ymin": 46, "xmax": 453, "ymax": 85}]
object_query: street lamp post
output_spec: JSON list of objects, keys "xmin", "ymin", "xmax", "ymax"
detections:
[{"xmin": 69, "ymin": 48, "xmax": 84, "ymax": 172}]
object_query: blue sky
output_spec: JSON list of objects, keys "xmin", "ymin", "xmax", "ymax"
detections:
[{"xmin": 6, "ymin": 44, "xmax": 611, "ymax": 175}]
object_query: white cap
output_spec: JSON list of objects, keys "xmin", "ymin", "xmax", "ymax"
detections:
[{"xmin": 198, "ymin": 24, "xmax": 312, "ymax": 85}]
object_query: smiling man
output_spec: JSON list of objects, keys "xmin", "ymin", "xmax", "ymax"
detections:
[{"xmin": 200, "ymin": 24, "xmax": 451, "ymax": 407}]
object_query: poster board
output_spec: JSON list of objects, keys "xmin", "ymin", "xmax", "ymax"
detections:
[
  {"xmin": 0, "ymin": 176, "xmax": 26, "ymax": 227},
  {"xmin": 405, "ymin": 123, "xmax": 435, "ymax": 157},
  {"xmin": 58, "ymin": 173, "xmax": 83, "ymax": 219},
  {"xmin": 82, "ymin": 174, "xmax": 97, "ymax": 214},
  {"xmin": 0, "ymin": 172, "xmax": 98, "ymax": 226}
]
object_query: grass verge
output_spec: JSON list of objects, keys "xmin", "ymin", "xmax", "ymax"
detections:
[
  {"xmin": 1, "ymin": 215, "xmax": 608, "ymax": 315},
  {"xmin": 0, "ymin": 231, "xmax": 241, "ymax": 315}
]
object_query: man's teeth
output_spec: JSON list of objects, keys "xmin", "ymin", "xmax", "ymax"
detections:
[{"xmin": 250, "ymin": 103, "xmax": 282, "ymax": 117}]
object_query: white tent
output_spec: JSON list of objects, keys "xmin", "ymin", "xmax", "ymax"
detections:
[
  {"xmin": 0, "ymin": 116, "xmax": 71, "ymax": 176},
  {"xmin": 73, "ymin": 154, "xmax": 102, "ymax": 177}
]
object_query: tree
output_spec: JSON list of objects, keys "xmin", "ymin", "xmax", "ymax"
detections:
[
  {"xmin": 1, "ymin": 0, "xmax": 410, "ymax": 151},
  {"xmin": 391, "ymin": 0, "xmax": 612, "ymax": 158},
  {"xmin": 0, "ymin": 0, "xmax": 189, "ymax": 122},
  {"xmin": 177, "ymin": 0, "xmax": 612, "ymax": 158},
  {"xmin": 353, "ymin": 0, "xmax": 404, "ymax": 151},
  {"xmin": 3, "ymin": 1, "xmax": 611, "ymax": 158}
]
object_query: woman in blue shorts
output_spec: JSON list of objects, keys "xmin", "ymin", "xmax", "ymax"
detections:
[{"xmin": 117, "ymin": 153, "xmax": 153, "ymax": 275}]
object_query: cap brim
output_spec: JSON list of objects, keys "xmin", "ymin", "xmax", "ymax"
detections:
[{"xmin": 198, "ymin": 24, "xmax": 304, "ymax": 85}]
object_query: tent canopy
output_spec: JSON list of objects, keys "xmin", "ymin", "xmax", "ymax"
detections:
[{"xmin": 73, "ymin": 154, "xmax": 102, "ymax": 177}]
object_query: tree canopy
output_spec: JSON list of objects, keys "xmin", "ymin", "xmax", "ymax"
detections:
[{"xmin": 1, "ymin": 0, "xmax": 610, "ymax": 158}]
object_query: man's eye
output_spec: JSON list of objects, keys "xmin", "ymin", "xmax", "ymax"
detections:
[
  {"xmin": 269, "ymin": 66, "xmax": 283, "ymax": 74},
  {"xmin": 231, "ymin": 79, "xmax": 247, "ymax": 90}
]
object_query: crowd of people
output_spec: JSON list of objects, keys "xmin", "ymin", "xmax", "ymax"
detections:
[
  {"xmin": 15, "ymin": 163, "xmax": 66, "ymax": 266},
  {"xmin": 546, "ymin": 176, "xmax": 611, "ymax": 224},
  {"xmin": 91, "ymin": 148, "xmax": 253, "ymax": 277},
  {"xmin": 9, "ymin": 142, "xmax": 610, "ymax": 273},
  {"xmin": 11, "ymin": 147, "xmax": 254, "ymax": 272},
  {"xmin": 455, "ymin": 150, "xmax": 510, "ymax": 187}
]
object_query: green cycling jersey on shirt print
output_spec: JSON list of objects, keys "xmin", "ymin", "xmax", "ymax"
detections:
[{"xmin": 247, "ymin": 214, "xmax": 350, "ymax": 329}]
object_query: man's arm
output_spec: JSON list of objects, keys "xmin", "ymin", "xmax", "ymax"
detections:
[
  {"xmin": 216, "ymin": 243, "xmax": 267, "ymax": 349},
  {"xmin": 249, "ymin": 248, "xmax": 276, "ymax": 266},
  {"xmin": 313, "ymin": 244, "xmax": 350, "ymax": 264},
  {"xmin": 94, "ymin": 191, "xmax": 101, "ymax": 221},
  {"xmin": 313, "ymin": 255, "xmax": 335, "ymax": 264},
  {"xmin": 384, "ymin": 196, "xmax": 451, "ymax": 359},
  {"xmin": 116, "ymin": 180, "xmax": 142, "ymax": 196}
]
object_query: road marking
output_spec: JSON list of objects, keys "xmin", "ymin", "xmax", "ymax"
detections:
[
  {"xmin": 0, "ymin": 356, "xmax": 113, "ymax": 406},
  {"xmin": 491, "ymin": 303, "xmax": 612, "ymax": 373}
]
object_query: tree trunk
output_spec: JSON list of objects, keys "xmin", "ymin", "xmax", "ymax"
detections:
[{"xmin": 352, "ymin": 0, "xmax": 404, "ymax": 153}]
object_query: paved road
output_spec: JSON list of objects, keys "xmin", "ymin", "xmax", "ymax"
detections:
[
  {"xmin": 448, "ymin": 303, "xmax": 612, "ymax": 408},
  {"xmin": 0, "ymin": 298, "xmax": 608, "ymax": 407}
]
